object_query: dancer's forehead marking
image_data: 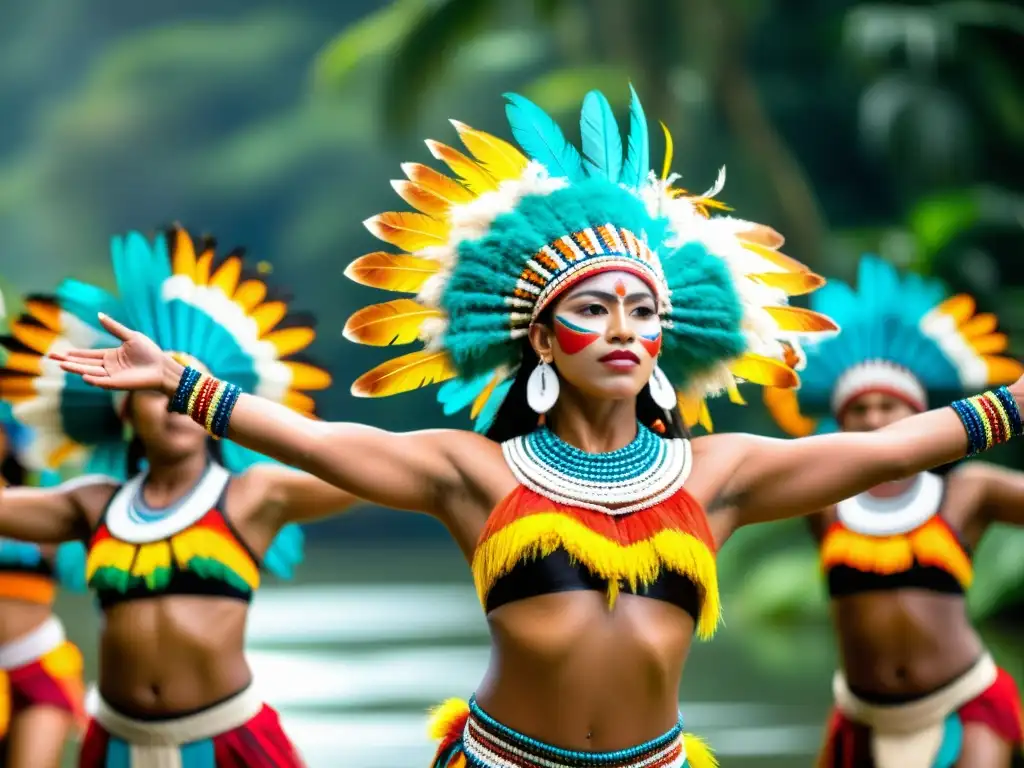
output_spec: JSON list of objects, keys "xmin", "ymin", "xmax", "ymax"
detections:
[{"xmin": 614, "ymin": 279, "xmax": 627, "ymax": 298}]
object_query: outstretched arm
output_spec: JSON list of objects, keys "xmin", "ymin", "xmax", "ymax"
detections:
[
  {"xmin": 720, "ymin": 402, "xmax": 999, "ymax": 527},
  {"xmin": 957, "ymin": 462, "xmax": 1024, "ymax": 527},
  {"xmin": 241, "ymin": 463, "xmax": 363, "ymax": 528},
  {"xmin": 53, "ymin": 314, "xmax": 478, "ymax": 516},
  {"xmin": 0, "ymin": 477, "xmax": 111, "ymax": 543}
]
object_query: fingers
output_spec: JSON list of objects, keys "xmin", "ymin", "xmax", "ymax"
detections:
[
  {"xmin": 57, "ymin": 360, "xmax": 109, "ymax": 379},
  {"xmin": 97, "ymin": 313, "xmax": 136, "ymax": 342},
  {"xmin": 49, "ymin": 349, "xmax": 106, "ymax": 362}
]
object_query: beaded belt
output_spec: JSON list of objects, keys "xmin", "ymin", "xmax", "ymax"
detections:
[{"xmin": 463, "ymin": 698, "xmax": 686, "ymax": 768}]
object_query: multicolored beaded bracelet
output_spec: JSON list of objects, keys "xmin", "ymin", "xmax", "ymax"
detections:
[
  {"xmin": 167, "ymin": 365, "xmax": 242, "ymax": 438},
  {"xmin": 950, "ymin": 386, "xmax": 1023, "ymax": 456}
]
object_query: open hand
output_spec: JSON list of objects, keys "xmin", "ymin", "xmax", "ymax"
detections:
[{"xmin": 50, "ymin": 313, "xmax": 167, "ymax": 392}]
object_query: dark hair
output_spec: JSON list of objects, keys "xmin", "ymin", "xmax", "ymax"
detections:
[
  {"xmin": 484, "ymin": 333, "xmax": 689, "ymax": 443},
  {"xmin": 1, "ymin": 453, "xmax": 25, "ymax": 487}
]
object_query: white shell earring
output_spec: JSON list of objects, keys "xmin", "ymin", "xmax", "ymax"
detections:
[
  {"xmin": 647, "ymin": 365, "xmax": 678, "ymax": 411},
  {"xmin": 527, "ymin": 361, "xmax": 560, "ymax": 414}
]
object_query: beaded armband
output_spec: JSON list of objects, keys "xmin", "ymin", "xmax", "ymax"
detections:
[
  {"xmin": 950, "ymin": 386, "xmax": 1023, "ymax": 456},
  {"xmin": 167, "ymin": 365, "xmax": 242, "ymax": 438}
]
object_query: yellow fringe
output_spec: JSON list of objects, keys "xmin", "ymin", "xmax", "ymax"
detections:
[
  {"xmin": 473, "ymin": 514, "xmax": 721, "ymax": 639},
  {"xmin": 683, "ymin": 733, "xmax": 719, "ymax": 768},
  {"xmin": 0, "ymin": 668, "xmax": 8, "ymax": 739},
  {"xmin": 427, "ymin": 697, "xmax": 469, "ymax": 741},
  {"xmin": 171, "ymin": 528, "xmax": 260, "ymax": 589}
]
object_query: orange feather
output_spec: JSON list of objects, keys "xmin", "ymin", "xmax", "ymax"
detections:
[
  {"xmin": 343, "ymin": 299, "xmax": 442, "ymax": 347},
  {"xmin": 736, "ymin": 224, "xmax": 785, "ymax": 250},
  {"xmin": 0, "ymin": 352, "xmax": 42, "ymax": 375},
  {"xmin": 677, "ymin": 393, "xmax": 713, "ymax": 432},
  {"xmin": 285, "ymin": 361, "xmax": 332, "ymax": 390},
  {"xmin": 449, "ymin": 120, "xmax": 528, "ymax": 179},
  {"xmin": 984, "ymin": 356, "xmax": 1024, "ymax": 384},
  {"xmin": 263, "ymin": 327, "xmax": 316, "ymax": 356},
  {"xmin": 935, "ymin": 294, "xmax": 975, "ymax": 324},
  {"xmin": 25, "ymin": 299, "xmax": 61, "ymax": 331},
  {"xmin": 10, "ymin": 323, "xmax": 57, "ymax": 354},
  {"xmin": 233, "ymin": 281, "xmax": 267, "ymax": 312},
  {"xmin": 400, "ymin": 163, "xmax": 475, "ymax": 206},
  {"xmin": 748, "ymin": 271, "xmax": 825, "ymax": 296},
  {"xmin": 250, "ymin": 302, "xmax": 287, "ymax": 335},
  {"xmin": 741, "ymin": 242, "xmax": 809, "ymax": 273},
  {"xmin": 194, "ymin": 249, "xmax": 214, "ymax": 286},
  {"xmin": 729, "ymin": 353, "xmax": 799, "ymax": 388},
  {"xmin": 470, "ymin": 372, "xmax": 502, "ymax": 419},
  {"xmin": 959, "ymin": 313, "xmax": 998, "ymax": 338},
  {"xmin": 763, "ymin": 387, "xmax": 816, "ymax": 437},
  {"xmin": 365, "ymin": 212, "xmax": 449, "ymax": 252},
  {"xmin": 283, "ymin": 390, "xmax": 317, "ymax": 415},
  {"xmin": 391, "ymin": 180, "xmax": 452, "ymax": 217},
  {"xmin": 351, "ymin": 350, "xmax": 457, "ymax": 398},
  {"xmin": 170, "ymin": 229, "xmax": 198, "ymax": 278},
  {"xmin": 344, "ymin": 252, "xmax": 440, "ymax": 294},
  {"xmin": 210, "ymin": 255, "xmax": 242, "ymax": 297},
  {"xmin": 970, "ymin": 333, "xmax": 1008, "ymax": 354},
  {"xmin": 764, "ymin": 306, "xmax": 839, "ymax": 333},
  {"xmin": 425, "ymin": 140, "xmax": 499, "ymax": 194}
]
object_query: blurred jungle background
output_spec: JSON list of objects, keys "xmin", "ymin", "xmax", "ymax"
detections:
[{"xmin": 2, "ymin": 0, "xmax": 1024, "ymax": 765}]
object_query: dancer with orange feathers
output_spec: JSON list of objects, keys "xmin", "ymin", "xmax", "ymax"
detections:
[
  {"xmin": 52, "ymin": 88, "xmax": 1024, "ymax": 768},
  {"xmin": 766, "ymin": 256, "xmax": 1024, "ymax": 768}
]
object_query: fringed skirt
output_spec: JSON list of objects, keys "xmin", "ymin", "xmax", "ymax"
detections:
[{"xmin": 429, "ymin": 697, "xmax": 717, "ymax": 768}]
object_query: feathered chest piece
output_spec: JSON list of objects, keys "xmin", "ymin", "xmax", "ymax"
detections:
[{"xmin": 501, "ymin": 423, "xmax": 692, "ymax": 514}]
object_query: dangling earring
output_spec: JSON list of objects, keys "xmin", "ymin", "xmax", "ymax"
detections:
[
  {"xmin": 647, "ymin": 365, "xmax": 677, "ymax": 411},
  {"xmin": 527, "ymin": 360, "xmax": 560, "ymax": 414}
]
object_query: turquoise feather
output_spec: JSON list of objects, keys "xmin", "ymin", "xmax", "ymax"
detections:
[
  {"xmin": 437, "ymin": 373, "xmax": 493, "ymax": 417},
  {"xmin": 474, "ymin": 378, "xmax": 513, "ymax": 434},
  {"xmin": 620, "ymin": 84, "xmax": 650, "ymax": 188},
  {"xmin": 579, "ymin": 90, "xmax": 623, "ymax": 183},
  {"xmin": 503, "ymin": 93, "xmax": 585, "ymax": 181},
  {"xmin": 54, "ymin": 542, "xmax": 88, "ymax": 593},
  {"xmin": 263, "ymin": 523, "xmax": 304, "ymax": 581}
]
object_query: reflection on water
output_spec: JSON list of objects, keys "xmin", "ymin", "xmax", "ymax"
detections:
[{"xmin": 56, "ymin": 547, "xmax": 1024, "ymax": 767}]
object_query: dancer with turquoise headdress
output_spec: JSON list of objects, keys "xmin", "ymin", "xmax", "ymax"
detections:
[
  {"xmin": 0, "ymin": 228, "xmax": 358, "ymax": 767},
  {"xmin": 765, "ymin": 255, "xmax": 1024, "ymax": 768},
  {"xmin": 53, "ymin": 88, "xmax": 1024, "ymax": 768},
  {"xmin": 0, "ymin": 376, "xmax": 87, "ymax": 767}
]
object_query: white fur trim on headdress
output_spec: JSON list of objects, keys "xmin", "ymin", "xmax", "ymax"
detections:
[{"xmin": 831, "ymin": 360, "xmax": 928, "ymax": 415}]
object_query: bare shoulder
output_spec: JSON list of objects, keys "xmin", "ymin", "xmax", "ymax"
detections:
[{"xmin": 62, "ymin": 474, "xmax": 120, "ymax": 526}]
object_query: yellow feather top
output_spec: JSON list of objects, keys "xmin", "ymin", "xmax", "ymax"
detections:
[
  {"xmin": 344, "ymin": 252, "xmax": 440, "ymax": 294},
  {"xmin": 351, "ymin": 349, "xmax": 457, "ymax": 398},
  {"xmin": 342, "ymin": 299, "xmax": 442, "ymax": 347}
]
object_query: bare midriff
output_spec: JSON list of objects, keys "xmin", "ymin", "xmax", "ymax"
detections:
[
  {"xmin": 475, "ymin": 590, "xmax": 692, "ymax": 750},
  {"xmin": 833, "ymin": 590, "xmax": 983, "ymax": 698},
  {"xmin": 0, "ymin": 598, "xmax": 55, "ymax": 647},
  {"xmin": 98, "ymin": 596, "xmax": 252, "ymax": 717}
]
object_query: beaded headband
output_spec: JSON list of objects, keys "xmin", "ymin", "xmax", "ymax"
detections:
[
  {"xmin": 765, "ymin": 254, "xmax": 1023, "ymax": 436},
  {"xmin": 344, "ymin": 86, "xmax": 839, "ymax": 432}
]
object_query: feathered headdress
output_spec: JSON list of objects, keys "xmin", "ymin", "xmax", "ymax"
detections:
[
  {"xmin": 765, "ymin": 254, "xmax": 1023, "ymax": 436},
  {"xmin": 0, "ymin": 227, "xmax": 333, "ymax": 578},
  {"xmin": 343, "ymin": 86, "xmax": 838, "ymax": 432}
]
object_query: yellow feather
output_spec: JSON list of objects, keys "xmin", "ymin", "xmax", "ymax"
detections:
[
  {"xmin": 263, "ymin": 327, "xmax": 316, "ymax": 356},
  {"xmin": 677, "ymin": 393, "xmax": 713, "ymax": 431},
  {"xmin": 984, "ymin": 356, "xmax": 1024, "ymax": 384},
  {"xmin": 285, "ymin": 361, "xmax": 333, "ymax": 390},
  {"xmin": 470, "ymin": 372, "xmax": 502, "ymax": 419},
  {"xmin": 729, "ymin": 353, "xmax": 800, "ymax": 388},
  {"xmin": 343, "ymin": 299, "xmax": 442, "ymax": 347},
  {"xmin": 169, "ymin": 228, "xmax": 198, "ymax": 278},
  {"xmin": 365, "ymin": 212, "xmax": 450, "ymax": 252},
  {"xmin": 425, "ymin": 140, "xmax": 499, "ymax": 194},
  {"xmin": 450, "ymin": 120, "xmax": 528, "ymax": 180},
  {"xmin": 24, "ymin": 299, "xmax": 61, "ymax": 331},
  {"xmin": 747, "ymin": 271, "xmax": 825, "ymax": 296},
  {"xmin": 726, "ymin": 381, "xmax": 746, "ymax": 405},
  {"xmin": 736, "ymin": 224, "xmax": 785, "ymax": 250},
  {"xmin": 344, "ymin": 252, "xmax": 440, "ymax": 294},
  {"xmin": 391, "ymin": 180, "xmax": 452, "ymax": 217},
  {"xmin": 936, "ymin": 294, "xmax": 976, "ymax": 324},
  {"xmin": 283, "ymin": 390, "xmax": 317, "ymax": 415},
  {"xmin": 209, "ymin": 255, "xmax": 242, "ymax": 297},
  {"xmin": 11, "ymin": 322, "xmax": 57, "ymax": 354},
  {"xmin": 763, "ymin": 387, "xmax": 816, "ymax": 437},
  {"xmin": 351, "ymin": 350, "xmax": 457, "ymax": 398},
  {"xmin": 250, "ymin": 302, "xmax": 287, "ymax": 335},
  {"xmin": 0, "ymin": 377, "xmax": 37, "ymax": 399},
  {"xmin": 959, "ymin": 313, "xmax": 998, "ymax": 338},
  {"xmin": 741, "ymin": 242, "xmax": 809, "ymax": 274},
  {"xmin": 233, "ymin": 280, "xmax": 267, "ymax": 312},
  {"xmin": 660, "ymin": 122, "xmax": 673, "ymax": 180},
  {"xmin": 401, "ymin": 163, "xmax": 475, "ymax": 205},
  {"xmin": 194, "ymin": 249, "xmax": 214, "ymax": 286},
  {"xmin": 970, "ymin": 333, "xmax": 1008, "ymax": 354},
  {"xmin": 764, "ymin": 306, "xmax": 839, "ymax": 334},
  {"xmin": 1, "ymin": 352, "xmax": 41, "ymax": 375}
]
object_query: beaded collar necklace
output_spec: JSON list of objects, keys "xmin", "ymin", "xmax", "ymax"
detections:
[
  {"xmin": 836, "ymin": 471, "xmax": 942, "ymax": 536},
  {"xmin": 502, "ymin": 423, "xmax": 692, "ymax": 515}
]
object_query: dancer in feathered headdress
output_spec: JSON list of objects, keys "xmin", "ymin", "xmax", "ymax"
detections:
[
  {"xmin": 0, "ymin": 308, "xmax": 87, "ymax": 767},
  {"xmin": 52, "ymin": 90, "xmax": 1024, "ymax": 768},
  {"xmin": 0, "ymin": 228, "xmax": 358, "ymax": 767},
  {"xmin": 766, "ymin": 255, "xmax": 1024, "ymax": 768}
]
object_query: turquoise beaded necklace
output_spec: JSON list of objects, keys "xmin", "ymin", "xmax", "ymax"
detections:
[{"xmin": 502, "ymin": 423, "xmax": 691, "ymax": 515}]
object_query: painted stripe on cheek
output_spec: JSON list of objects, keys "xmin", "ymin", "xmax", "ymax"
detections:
[
  {"xmin": 554, "ymin": 316, "xmax": 600, "ymax": 355},
  {"xmin": 640, "ymin": 332, "xmax": 662, "ymax": 358}
]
